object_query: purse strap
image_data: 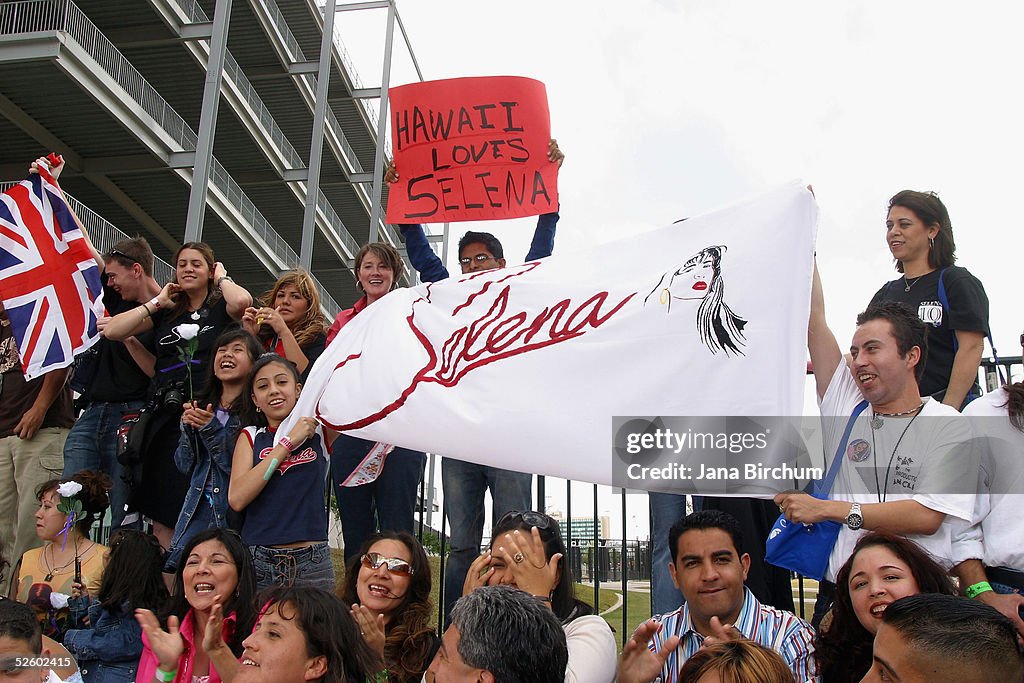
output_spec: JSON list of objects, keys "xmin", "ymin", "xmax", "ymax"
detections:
[{"xmin": 812, "ymin": 399, "xmax": 868, "ymax": 498}]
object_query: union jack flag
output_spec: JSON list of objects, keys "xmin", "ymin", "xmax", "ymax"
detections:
[{"xmin": 0, "ymin": 166, "xmax": 104, "ymax": 380}]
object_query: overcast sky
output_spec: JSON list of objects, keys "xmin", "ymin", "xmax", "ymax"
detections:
[{"xmin": 335, "ymin": 1, "xmax": 1022, "ymax": 538}]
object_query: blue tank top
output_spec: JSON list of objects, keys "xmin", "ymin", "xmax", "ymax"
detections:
[{"xmin": 239, "ymin": 425, "xmax": 330, "ymax": 546}]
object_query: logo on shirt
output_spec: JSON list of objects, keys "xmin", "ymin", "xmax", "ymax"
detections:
[
  {"xmin": 917, "ymin": 302, "xmax": 944, "ymax": 327},
  {"xmin": 258, "ymin": 446, "xmax": 318, "ymax": 474},
  {"xmin": 847, "ymin": 438, "xmax": 871, "ymax": 462}
]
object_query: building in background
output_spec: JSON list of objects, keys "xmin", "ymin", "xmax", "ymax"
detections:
[{"xmin": 0, "ymin": 0, "xmax": 438, "ymax": 313}]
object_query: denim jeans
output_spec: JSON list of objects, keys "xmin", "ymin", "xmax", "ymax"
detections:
[
  {"xmin": 649, "ymin": 492, "xmax": 690, "ymax": 615},
  {"xmin": 331, "ymin": 434, "xmax": 426, "ymax": 562},
  {"xmin": 63, "ymin": 401, "xmax": 143, "ymax": 530},
  {"xmin": 165, "ymin": 492, "xmax": 228, "ymax": 573},
  {"xmin": 250, "ymin": 542, "xmax": 335, "ymax": 592},
  {"xmin": 441, "ymin": 458, "xmax": 533, "ymax": 625}
]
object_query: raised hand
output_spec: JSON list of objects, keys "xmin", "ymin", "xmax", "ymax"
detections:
[
  {"xmin": 617, "ymin": 619, "xmax": 679, "ymax": 683},
  {"xmin": 462, "ymin": 551, "xmax": 495, "ymax": 596},
  {"xmin": 495, "ymin": 527, "xmax": 559, "ymax": 600},
  {"xmin": 350, "ymin": 604, "xmax": 387, "ymax": 658},
  {"xmin": 136, "ymin": 609, "xmax": 184, "ymax": 671}
]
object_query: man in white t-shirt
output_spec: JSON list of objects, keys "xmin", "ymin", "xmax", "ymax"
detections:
[
  {"xmin": 950, "ymin": 335, "xmax": 1024, "ymax": 636},
  {"xmin": 774, "ymin": 264, "xmax": 976, "ymax": 583}
]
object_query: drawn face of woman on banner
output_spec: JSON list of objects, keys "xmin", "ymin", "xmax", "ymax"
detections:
[
  {"xmin": 644, "ymin": 245, "xmax": 748, "ymax": 356},
  {"xmin": 667, "ymin": 251, "xmax": 716, "ymax": 301}
]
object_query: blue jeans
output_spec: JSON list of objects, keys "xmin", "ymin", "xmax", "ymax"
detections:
[
  {"xmin": 441, "ymin": 458, "xmax": 533, "ymax": 625},
  {"xmin": 63, "ymin": 401, "xmax": 143, "ymax": 530},
  {"xmin": 250, "ymin": 542, "xmax": 335, "ymax": 592},
  {"xmin": 331, "ymin": 435, "xmax": 426, "ymax": 562},
  {"xmin": 649, "ymin": 492, "xmax": 690, "ymax": 615},
  {"xmin": 165, "ymin": 492, "xmax": 229, "ymax": 573}
]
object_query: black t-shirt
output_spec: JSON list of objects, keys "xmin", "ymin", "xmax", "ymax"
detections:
[
  {"xmin": 82, "ymin": 279, "xmax": 154, "ymax": 402},
  {"xmin": 147, "ymin": 296, "xmax": 235, "ymax": 398},
  {"xmin": 870, "ymin": 265, "xmax": 989, "ymax": 398}
]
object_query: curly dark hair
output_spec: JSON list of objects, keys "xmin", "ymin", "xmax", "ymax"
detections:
[
  {"xmin": 816, "ymin": 532, "xmax": 957, "ymax": 682},
  {"xmin": 36, "ymin": 469, "xmax": 111, "ymax": 538},
  {"xmin": 339, "ymin": 532, "xmax": 435, "ymax": 683}
]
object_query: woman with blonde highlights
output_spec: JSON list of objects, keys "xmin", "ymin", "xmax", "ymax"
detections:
[
  {"xmin": 243, "ymin": 269, "xmax": 327, "ymax": 375},
  {"xmin": 678, "ymin": 640, "xmax": 795, "ymax": 683}
]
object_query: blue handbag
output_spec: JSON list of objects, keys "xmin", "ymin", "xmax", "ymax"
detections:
[{"xmin": 765, "ymin": 400, "xmax": 868, "ymax": 581}]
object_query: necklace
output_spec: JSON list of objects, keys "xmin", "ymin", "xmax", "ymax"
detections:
[
  {"xmin": 43, "ymin": 538, "xmax": 79, "ymax": 582},
  {"xmin": 870, "ymin": 404, "xmax": 923, "ymax": 502},
  {"xmin": 190, "ymin": 309, "xmax": 201, "ymax": 321},
  {"xmin": 903, "ymin": 275, "xmax": 923, "ymax": 292},
  {"xmin": 870, "ymin": 402, "xmax": 925, "ymax": 430}
]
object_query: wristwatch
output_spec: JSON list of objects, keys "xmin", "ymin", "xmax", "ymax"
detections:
[{"xmin": 846, "ymin": 503, "xmax": 864, "ymax": 530}]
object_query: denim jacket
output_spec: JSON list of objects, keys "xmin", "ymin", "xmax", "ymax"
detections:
[
  {"xmin": 63, "ymin": 599, "xmax": 143, "ymax": 683},
  {"xmin": 166, "ymin": 411, "xmax": 241, "ymax": 568}
]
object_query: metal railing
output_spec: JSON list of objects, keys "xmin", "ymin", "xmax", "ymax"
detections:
[
  {"xmin": 165, "ymin": 0, "xmax": 307, "ymax": 172},
  {"xmin": 208, "ymin": 159, "xmax": 342, "ymax": 317},
  {"xmin": 0, "ymin": 0, "xmax": 198, "ymax": 151},
  {"xmin": 315, "ymin": 0, "xmax": 391, "ymax": 157},
  {"xmin": 0, "ymin": 180, "xmax": 174, "ymax": 284},
  {"xmin": 256, "ymin": 0, "xmax": 365, "ymax": 174},
  {"xmin": 0, "ymin": 0, "xmax": 344, "ymax": 316}
]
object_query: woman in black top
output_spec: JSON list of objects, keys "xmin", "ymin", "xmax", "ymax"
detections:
[
  {"xmin": 104, "ymin": 242, "xmax": 251, "ymax": 549},
  {"xmin": 869, "ymin": 190, "xmax": 989, "ymax": 409}
]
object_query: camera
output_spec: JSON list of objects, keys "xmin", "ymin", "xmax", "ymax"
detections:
[{"xmin": 153, "ymin": 380, "xmax": 187, "ymax": 409}]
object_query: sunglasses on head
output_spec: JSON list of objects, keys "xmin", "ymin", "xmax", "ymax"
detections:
[
  {"xmin": 496, "ymin": 510, "xmax": 557, "ymax": 532},
  {"xmin": 361, "ymin": 552, "xmax": 415, "ymax": 576},
  {"xmin": 108, "ymin": 248, "xmax": 140, "ymax": 264}
]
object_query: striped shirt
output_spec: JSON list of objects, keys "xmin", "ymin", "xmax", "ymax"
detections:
[{"xmin": 648, "ymin": 587, "xmax": 820, "ymax": 683}]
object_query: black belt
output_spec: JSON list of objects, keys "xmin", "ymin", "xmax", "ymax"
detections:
[{"xmin": 987, "ymin": 566, "xmax": 1024, "ymax": 590}]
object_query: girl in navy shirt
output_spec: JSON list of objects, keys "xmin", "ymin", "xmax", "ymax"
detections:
[{"xmin": 228, "ymin": 354, "xmax": 336, "ymax": 591}]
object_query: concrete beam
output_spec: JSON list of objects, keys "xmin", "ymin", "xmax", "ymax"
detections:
[
  {"xmin": 82, "ymin": 173, "xmax": 182, "ymax": 253},
  {"xmin": 0, "ymin": 94, "xmax": 84, "ymax": 170}
]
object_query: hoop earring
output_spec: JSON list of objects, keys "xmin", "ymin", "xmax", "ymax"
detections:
[{"xmin": 929, "ymin": 237, "xmax": 934, "ymax": 249}]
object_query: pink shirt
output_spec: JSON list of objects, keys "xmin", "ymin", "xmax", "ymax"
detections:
[
  {"xmin": 325, "ymin": 295, "xmax": 368, "ymax": 344},
  {"xmin": 135, "ymin": 610, "xmax": 237, "ymax": 683}
]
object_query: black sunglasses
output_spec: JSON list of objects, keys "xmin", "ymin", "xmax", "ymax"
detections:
[
  {"xmin": 108, "ymin": 248, "xmax": 140, "ymax": 264},
  {"xmin": 496, "ymin": 510, "xmax": 558, "ymax": 533}
]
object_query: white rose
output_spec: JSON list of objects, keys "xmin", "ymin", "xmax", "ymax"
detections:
[
  {"xmin": 176, "ymin": 323, "xmax": 201, "ymax": 340},
  {"xmin": 56, "ymin": 481, "xmax": 82, "ymax": 498},
  {"xmin": 50, "ymin": 592, "xmax": 70, "ymax": 609}
]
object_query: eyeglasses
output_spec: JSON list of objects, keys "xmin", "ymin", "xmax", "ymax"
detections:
[
  {"xmin": 496, "ymin": 510, "xmax": 557, "ymax": 532},
  {"xmin": 108, "ymin": 248, "xmax": 139, "ymax": 264},
  {"xmin": 458, "ymin": 253, "xmax": 496, "ymax": 265},
  {"xmin": 361, "ymin": 552, "xmax": 415, "ymax": 576}
]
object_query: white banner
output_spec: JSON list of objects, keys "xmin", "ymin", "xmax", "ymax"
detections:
[{"xmin": 288, "ymin": 182, "xmax": 817, "ymax": 488}]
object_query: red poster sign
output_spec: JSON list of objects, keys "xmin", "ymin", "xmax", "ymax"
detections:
[{"xmin": 385, "ymin": 76, "xmax": 558, "ymax": 224}]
